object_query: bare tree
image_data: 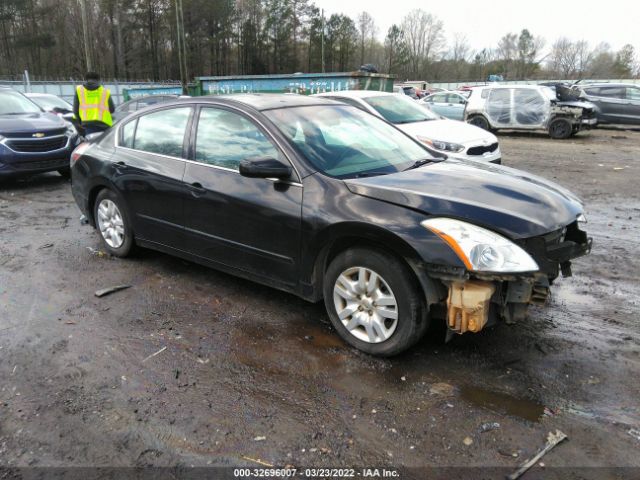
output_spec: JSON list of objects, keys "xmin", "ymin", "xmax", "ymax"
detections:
[{"xmin": 400, "ymin": 9, "xmax": 445, "ymax": 78}]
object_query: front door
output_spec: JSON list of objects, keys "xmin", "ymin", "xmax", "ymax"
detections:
[{"xmin": 182, "ymin": 106, "xmax": 302, "ymax": 287}]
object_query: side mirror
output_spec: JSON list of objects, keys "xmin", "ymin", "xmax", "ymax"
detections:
[{"xmin": 239, "ymin": 157, "xmax": 292, "ymax": 180}]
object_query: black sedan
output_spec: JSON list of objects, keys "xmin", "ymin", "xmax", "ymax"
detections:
[
  {"xmin": 0, "ymin": 87, "xmax": 81, "ymax": 179},
  {"xmin": 70, "ymin": 94, "xmax": 591, "ymax": 356}
]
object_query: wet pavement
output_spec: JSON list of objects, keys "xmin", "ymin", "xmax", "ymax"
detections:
[{"xmin": 0, "ymin": 128, "xmax": 639, "ymax": 477}]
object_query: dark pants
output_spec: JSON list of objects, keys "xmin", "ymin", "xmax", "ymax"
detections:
[{"xmin": 82, "ymin": 124, "xmax": 109, "ymax": 136}]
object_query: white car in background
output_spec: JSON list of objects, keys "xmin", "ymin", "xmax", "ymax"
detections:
[{"xmin": 314, "ymin": 90, "xmax": 501, "ymax": 164}]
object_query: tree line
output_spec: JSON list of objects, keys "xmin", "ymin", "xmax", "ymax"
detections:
[{"xmin": 0, "ymin": 0, "xmax": 638, "ymax": 82}]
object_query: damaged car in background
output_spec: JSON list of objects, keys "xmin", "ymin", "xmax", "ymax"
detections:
[
  {"xmin": 70, "ymin": 94, "xmax": 592, "ymax": 356},
  {"xmin": 465, "ymin": 85, "xmax": 597, "ymax": 139}
]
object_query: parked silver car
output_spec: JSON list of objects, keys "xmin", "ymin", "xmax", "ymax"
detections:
[
  {"xmin": 465, "ymin": 85, "xmax": 597, "ymax": 139},
  {"xmin": 315, "ymin": 90, "xmax": 501, "ymax": 163},
  {"xmin": 574, "ymin": 83, "xmax": 640, "ymax": 126}
]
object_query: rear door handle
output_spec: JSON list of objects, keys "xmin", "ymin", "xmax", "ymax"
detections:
[{"xmin": 190, "ymin": 182, "xmax": 206, "ymax": 196}]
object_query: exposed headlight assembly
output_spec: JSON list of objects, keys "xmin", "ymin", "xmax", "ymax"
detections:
[
  {"xmin": 421, "ymin": 218, "xmax": 539, "ymax": 273},
  {"xmin": 417, "ymin": 136, "xmax": 465, "ymax": 153}
]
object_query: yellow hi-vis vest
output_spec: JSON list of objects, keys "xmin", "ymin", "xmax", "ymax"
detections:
[{"xmin": 76, "ymin": 85, "xmax": 113, "ymax": 127}]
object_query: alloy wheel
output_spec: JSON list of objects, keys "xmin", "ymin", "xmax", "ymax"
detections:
[
  {"xmin": 97, "ymin": 199, "xmax": 125, "ymax": 249},
  {"xmin": 333, "ymin": 267, "xmax": 398, "ymax": 343}
]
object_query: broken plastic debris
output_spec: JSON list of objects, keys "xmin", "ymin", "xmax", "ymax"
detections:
[
  {"xmin": 479, "ymin": 422, "xmax": 500, "ymax": 433},
  {"xmin": 87, "ymin": 246, "xmax": 108, "ymax": 257},
  {"xmin": 463, "ymin": 436, "xmax": 473, "ymax": 446},
  {"xmin": 253, "ymin": 436, "xmax": 266, "ymax": 441},
  {"xmin": 95, "ymin": 284, "xmax": 131, "ymax": 298},
  {"xmin": 507, "ymin": 430, "xmax": 567, "ymax": 480},
  {"xmin": 142, "ymin": 346, "xmax": 167, "ymax": 363},
  {"xmin": 628, "ymin": 429, "xmax": 640, "ymax": 441}
]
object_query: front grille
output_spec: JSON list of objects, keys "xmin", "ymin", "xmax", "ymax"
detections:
[
  {"xmin": 12, "ymin": 158, "xmax": 69, "ymax": 171},
  {"xmin": 7, "ymin": 136, "xmax": 67, "ymax": 153},
  {"xmin": 467, "ymin": 142, "xmax": 498, "ymax": 156},
  {"xmin": 2, "ymin": 128, "xmax": 66, "ymax": 139}
]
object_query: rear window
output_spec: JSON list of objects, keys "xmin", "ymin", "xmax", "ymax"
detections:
[{"xmin": 131, "ymin": 107, "xmax": 191, "ymax": 157}]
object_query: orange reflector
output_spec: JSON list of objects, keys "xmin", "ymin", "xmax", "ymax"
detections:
[{"xmin": 424, "ymin": 225, "xmax": 473, "ymax": 270}]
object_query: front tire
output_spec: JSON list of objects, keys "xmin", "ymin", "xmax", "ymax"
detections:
[
  {"xmin": 467, "ymin": 115, "xmax": 490, "ymax": 131},
  {"xmin": 548, "ymin": 118, "xmax": 572, "ymax": 139},
  {"xmin": 323, "ymin": 247, "xmax": 427, "ymax": 356},
  {"xmin": 93, "ymin": 189, "xmax": 134, "ymax": 257}
]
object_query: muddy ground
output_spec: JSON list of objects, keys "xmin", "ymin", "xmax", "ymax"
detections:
[{"xmin": 0, "ymin": 127, "xmax": 639, "ymax": 479}]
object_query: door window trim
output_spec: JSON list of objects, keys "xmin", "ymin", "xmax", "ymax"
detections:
[
  {"xmin": 189, "ymin": 103, "xmax": 302, "ymax": 184},
  {"xmin": 116, "ymin": 105, "xmax": 195, "ymax": 160}
]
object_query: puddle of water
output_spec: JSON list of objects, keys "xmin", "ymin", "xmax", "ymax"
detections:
[{"xmin": 460, "ymin": 385, "xmax": 545, "ymax": 423}]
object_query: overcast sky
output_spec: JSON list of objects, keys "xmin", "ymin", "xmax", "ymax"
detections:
[{"xmin": 314, "ymin": 0, "xmax": 640, "ymax": 57}]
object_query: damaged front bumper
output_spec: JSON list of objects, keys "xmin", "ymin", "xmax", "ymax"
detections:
[{"xmin": 429, "ymin": 221, "xmax": 592, "ymax": 335}]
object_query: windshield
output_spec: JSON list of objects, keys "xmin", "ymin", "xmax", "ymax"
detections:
[
  {"xmin": 364, "ymin": 95, "xmax": 440, "ymax": 124},
  {"xmin": 264, "ymin": 105, "xmax": 435, "ymax": 179},
  {"xmin": 29, "ymin": 95, "xmax": 72, "ymax": 111},
  {"xmin": 0, "ymin": 90, "xmax": 43, "ymax": 115}
]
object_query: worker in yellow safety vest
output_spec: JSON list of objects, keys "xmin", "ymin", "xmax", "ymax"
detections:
[{"xmin": 73, "ymin": 72, "xmax": 115, "ymax": 136}]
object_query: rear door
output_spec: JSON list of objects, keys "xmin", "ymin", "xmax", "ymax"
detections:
[
  {"xmin": 622, "ymin": 86, "xmax": 640, "ymax": 125},
  {"xmin": 445, "ymin": 94, "xmax": 466, "ymax": 120},
  {"xmin": 182, "ymin": 105, "xmax": 302, "ymax": 287},
  {"xmin": 113, "ymin": 106, "xmax": 193, "ymax": 249},
  {"xmin": 587, "ymin": 86, "xmax": 627, "ymax": 123}
]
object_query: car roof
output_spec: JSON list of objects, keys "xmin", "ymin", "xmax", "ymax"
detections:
[
  {"xmin": 25, "ymin": 93, "xmax": 58, "ymax": 97},
  {"xmin": 212, "ymin": 93, "xmax": 345, "ymax": 110},
  {"xmin": 314, "ymin": 90, "xmax": 394, "ymax": 99},
  {"xmin": 580, "ymin": 82, "xmax": 635, "ymax": 87}
]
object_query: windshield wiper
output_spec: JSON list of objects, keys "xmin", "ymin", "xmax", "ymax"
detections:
[
  {"xmin": 403, "ymin": 158, "xmax": 435, "ymax": 171},
  {"xmin": 352, "ymin": 171, "xmax": 391, "ymax": 178}
]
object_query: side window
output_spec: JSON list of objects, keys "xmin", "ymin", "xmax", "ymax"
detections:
[
  {"xmin": 598, "ymin": 87, "xmax": 625, "ymax": 99},
  {"xmin": 121, "ymin": 119, "xmax": 136, "ymax": 148},
  {"xmin": 626, "ymin": 87, "xmax": 640, "ymax": 101},
  {"xmin": 133, "ymin": 107, "xmax": 191, "ymax": 157},
  {"xmin": 584, "ymin": 87, "xmax": 600, "ymax": 96},
  {"xmin": 432, "ymin": 94, "xmax": 447, "ymax": 103},
  {"xmin": 195, "ymin": 108, "xmax": 282, "ymax": 171},
  {"xmin": 448, "ymin": 94, "xmax": 465, "ymax": 104},
  {"xmin": 335, "ymin": 97, "xmax": 367, "ymax": 112}
]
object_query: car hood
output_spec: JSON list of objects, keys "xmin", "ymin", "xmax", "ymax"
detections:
[
  {"xmin": 397, "ymin": 119, "xmax": 497, "ymax": 145},
  {"xmin": 555, "ymin": 100, "xmax": 596, "ymax": 110},
  {"xmin": 345, "ymin": 159, "xmax": 583, "ymax": 239},
  {"xmin": 0, "ymin": 112, "xmax": 66, "ymax": 134}
]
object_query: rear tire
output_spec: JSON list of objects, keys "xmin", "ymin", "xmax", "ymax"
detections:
[
  {"xmin": 93, "ymin": 189, "xmax": 134, "ymax": 257},
  {"xmin": 467, "ymin": 115, "xmax": 490, "ymax": 131},
  {"xmin": 323, "ymin": 247, "xmax": 427, "ymax": 356},
  {"xmin": 548, "ymin": 118, "xmax": 573, "ymax": 139}
]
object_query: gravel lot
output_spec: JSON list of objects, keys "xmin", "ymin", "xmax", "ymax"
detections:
[{"xmin": 1, "ymin": 127, "xmax": 639, "ymax": 478}]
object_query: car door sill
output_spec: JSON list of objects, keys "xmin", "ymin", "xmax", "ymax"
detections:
[{"xmin": 135, "ymin": 238, "xmax": 299, "ymax": 294}]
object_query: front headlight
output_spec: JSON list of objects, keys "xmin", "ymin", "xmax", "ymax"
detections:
[
  {"xmin": 65, "ymin": 122, "xmax": 77, "ymax": 137},
  {"xmin": 421, "ymin": 218, "xmax": 539, "ymax": 272},
  {"xmin": 417, "ymin": 136, "xmax": 465, "ymax": 153}
]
